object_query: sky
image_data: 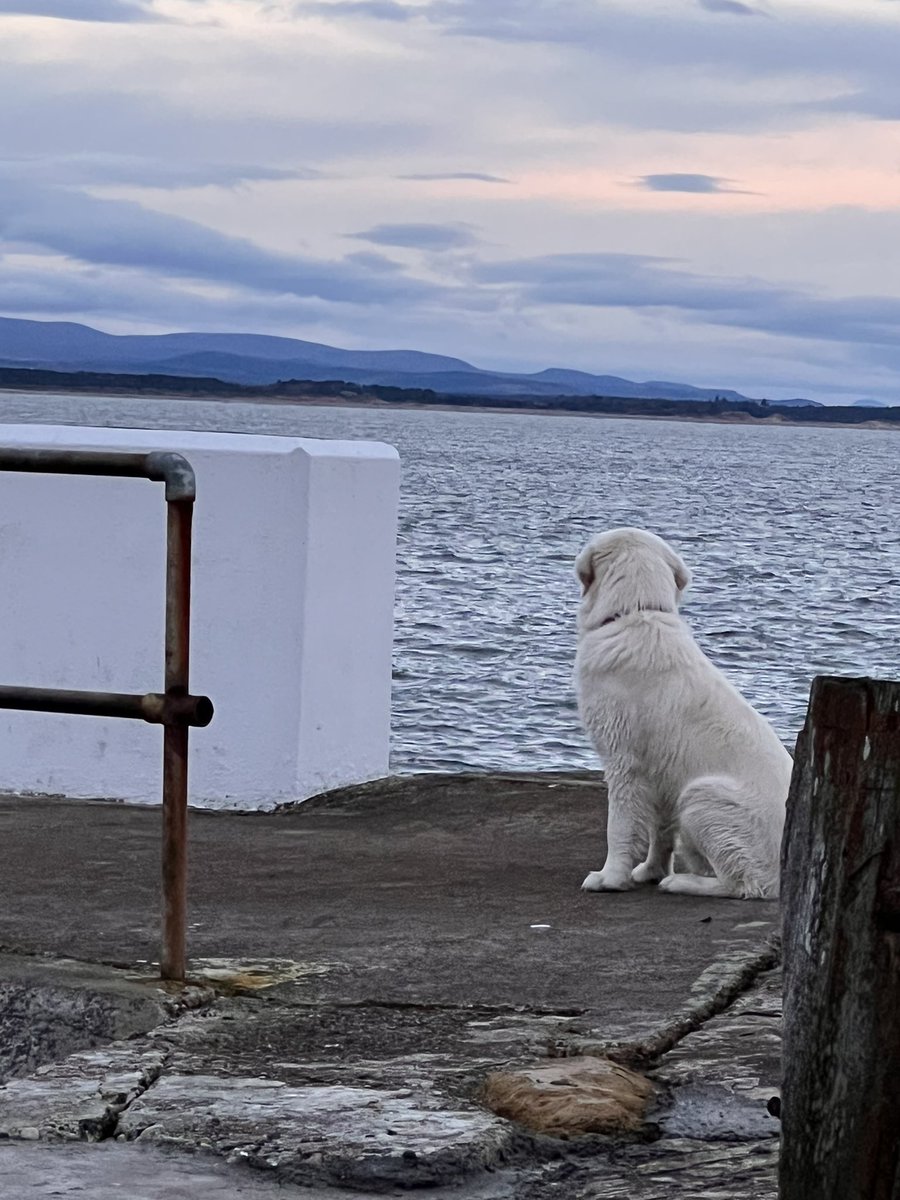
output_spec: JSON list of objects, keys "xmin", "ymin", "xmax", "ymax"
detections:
[{"xmin": 2, "ymin": 0, "xmax": 900, "ymax": 401}]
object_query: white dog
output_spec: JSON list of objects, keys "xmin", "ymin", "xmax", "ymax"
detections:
[{"xmin": 574, "ymin": 528, "xmax": 793, "ymax": 899}]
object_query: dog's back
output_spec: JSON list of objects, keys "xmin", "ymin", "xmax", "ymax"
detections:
[{"xmin": 577, "ymin": 609, "xmax": 792, "ymax": 807}]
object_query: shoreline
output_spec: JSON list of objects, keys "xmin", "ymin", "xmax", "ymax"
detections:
[{"xmin": 0, "ymin": 386, "xmax": 897, "ymax": 432}]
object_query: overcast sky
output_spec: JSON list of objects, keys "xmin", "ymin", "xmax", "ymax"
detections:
[{"xmin": 2, "ymin": 0, "xmax": 900, "ymax": 401}]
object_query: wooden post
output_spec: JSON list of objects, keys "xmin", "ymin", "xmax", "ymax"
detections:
[{"xmin": 781, "ymin": 676, "xmax": 900, "ymax": 1200}]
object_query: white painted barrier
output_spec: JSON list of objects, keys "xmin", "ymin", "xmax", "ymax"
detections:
[{"xmin": 0, "ymin": 424, "xmax": 400, "ymax": 809}]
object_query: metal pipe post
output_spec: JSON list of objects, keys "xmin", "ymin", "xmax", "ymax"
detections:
[{"xmin": 160, "ymin": 498, "xmax": 195, "ymax": 982}]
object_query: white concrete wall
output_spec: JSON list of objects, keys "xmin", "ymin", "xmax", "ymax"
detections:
[{"xmin": 0, "ymin": 424, "xmax": 400, "ymax": 809}]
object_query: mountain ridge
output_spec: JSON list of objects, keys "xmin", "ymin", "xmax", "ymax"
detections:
[{"xmin": 0, "ymin": 316, "xmax": 824, "ymax": 405}]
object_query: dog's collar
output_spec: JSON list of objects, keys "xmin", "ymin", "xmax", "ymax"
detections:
[
  {"xmin": 599, "ymin": 606, "xmax": 674, "ymax": 627},
  {"xmin": 599, "ymin": 613, "xmax": 622, "ymax": 627}
]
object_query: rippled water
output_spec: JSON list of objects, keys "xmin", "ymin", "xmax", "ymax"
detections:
[{"xmin": 1, "ymin": 393, "xmax": 898, "ymax": 772}]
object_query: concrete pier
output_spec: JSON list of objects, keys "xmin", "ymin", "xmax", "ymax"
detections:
[{"xmin": 0, "ymin": 773, "xmax": 781, "ymax": 1197}]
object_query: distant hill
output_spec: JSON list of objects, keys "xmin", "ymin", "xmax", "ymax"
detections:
[
  {"xmin": 521, "ymin": 367, "xmax": 750, "ymax": 403},
  {"xmin": 852, "ymin": 398, "xmax": 890, "ymax": 408},
  {"xmin": 1, "ymin": 365, "xmax": 895, "ymax": 428},
  {"xmin": 0, "ymin": 316, "xmax": 795, "ymax": 404}
]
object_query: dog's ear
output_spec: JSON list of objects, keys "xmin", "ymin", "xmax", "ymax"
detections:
[
  {"xmin": 575, "ymin": 548, "xmax": 596, "ymax": 595},
  {"xmin": 669, "ymin": 550, "xmax": 691, "ymax": 597}
]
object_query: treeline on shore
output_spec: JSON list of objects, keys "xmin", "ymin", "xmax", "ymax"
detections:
[{"xmin": 1, "ymin": 365, "xmax": 896, "ymax": 425}]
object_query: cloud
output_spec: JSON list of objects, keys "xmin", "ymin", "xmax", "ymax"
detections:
[
  {"xmin": 697, "ymin": 0, "xmax": 762, "ymax": 15},
  {"xmin": 0, "ymin": 181, "xmax": 442, "ymax": 306},
  {"xmin": 300, "ymin": 0, "xmax": 412, "ymax": 18},
  {"xmin": 0, "ymin": 257, "xmax": 360, "ymax": 334},
  {"xmin": 809, "ymin": 88, "xmax": 900, "ymax": 121},
  {"xmin": 471, "ymin": 251, "xmax": 900, "ymax": 352},
  {"xmin": 350, "ymin": 222, "xmax": 478, "ymax": 251},
  {"xmin": 399, "ymin": 171, "xmax": 511, "ymax": 184},
  {"xmin": 0, "ymin": 260, "xmax": 229, "ymax": 322},
  {"xmin": 420, "ymin": 0, "xmax": 586, "ymax": 45},
  {"xmin": 300, "ymin": 1, "xmax": 873, "ymax": 140},
  {"xmin": 0, "ymin": 0, "xmax": 162, "ymax": 21},
  {"xmin": 0, "ymin": 155, "xmax": 322, "ymax": 190},
  {"xmin": 341, "ymin": 250, "xmax": 406, "ymax": 272},
  {"xmin": 419, "ymin": 0, "xmax": 898, "ymax": 91},
  {"xmin": 474, "ymin": 251, "xmax": 767, "ymax": 312},
  {"xmin": 0, "ymin": 67, "xmax": 430, "ymax": 166},
  {"xmin": 637, "ymin": 173, "xmax": 742, "ymax": 194},
  {"xmin": 439, "ymin": 2, "xmax": 899, "ymax": 137}
]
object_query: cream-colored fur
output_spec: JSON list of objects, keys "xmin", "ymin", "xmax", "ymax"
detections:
[{"xmin": 574, "ymin": 528, "xmax": 793, "ymax": 899}]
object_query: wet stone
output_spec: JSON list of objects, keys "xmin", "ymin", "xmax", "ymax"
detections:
[
  {"xmin": 117, "ymin": 1074, "xmax": 519, "ymax": 1190},
  {"xmin": 656, "ymin": 1084, "xmax": 779, "ymax": 1142},
  {"xmin": 0, "ymin": 1048, "xmax": 165, "ymax": 1141}
]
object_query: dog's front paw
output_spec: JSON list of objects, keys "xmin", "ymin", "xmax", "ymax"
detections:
[{"xmin": 582, "ymin": 869, "xmax": 635, "ymax": 892}]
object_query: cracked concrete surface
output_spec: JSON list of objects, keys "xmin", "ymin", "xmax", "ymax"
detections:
[
  {"xmin": 0, "ymin": 773, "xmax": 783, "ymax": 1196},
  {"xmin": 0, "ymin": 1046, "xmax": 165, "ymax": 1140},
  {"xmin": 0, "ymin": 961, "xmax": 783, "ymax": 1196},
  {"xmin": 0, "ymin": 954, "xmax": 185, "ymax": 1086}
]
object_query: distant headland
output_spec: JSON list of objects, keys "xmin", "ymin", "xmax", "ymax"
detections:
[{"xmin": 0, "ymin": 365, "xmax": 897, "ymax": 429}]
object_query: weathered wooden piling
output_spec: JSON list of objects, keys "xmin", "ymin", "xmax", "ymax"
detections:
[{"xmin": 780, "ymin": 676, "xmax": 900, "ymax": 1200}]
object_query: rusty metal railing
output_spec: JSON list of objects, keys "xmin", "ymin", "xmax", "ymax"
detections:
[{"xmin": 0, "ymin": 447, "xmax": 214, "ymax": 983}]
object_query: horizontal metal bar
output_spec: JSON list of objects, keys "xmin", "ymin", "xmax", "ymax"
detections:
[
  {"xmin": 0, "ymin": 685, "xmax": 213, "ymax": 727},
  {"xmin": 0, "ymin": 448, "xmax": 196, "ymax": 502}
]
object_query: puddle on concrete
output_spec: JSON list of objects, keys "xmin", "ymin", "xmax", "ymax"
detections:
[
  {"xmin": 187, "ymin": 958, "xmax": 336, "ymax": 992},
  {"xmin": 119, "ymin": 957, "xmax": 337, "ymax": 995}
]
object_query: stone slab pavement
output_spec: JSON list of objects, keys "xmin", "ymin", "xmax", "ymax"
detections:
[
  {"xmin": 0, "ymin": 773, "xmax": 782, "ymax": 1197},
  {"xmin": 0, "ymin": 1140, "xmax": 477, "ymax": 1200}
]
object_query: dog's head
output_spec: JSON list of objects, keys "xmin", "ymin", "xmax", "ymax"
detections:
[{"xmin": 575, "ymin": 527, "xmax": 691, "ymax": 627}]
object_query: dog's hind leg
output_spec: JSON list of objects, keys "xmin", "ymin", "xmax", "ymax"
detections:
[
  {"xmin": 675, "ymin": 833, "xmax": 713, "ymax": 876},
  {"xmin": 659, "ymin": 776, "xmax": 779, "ymax": 900},
  {"xmin": 658, "ymin": 872, "xmax": 734, "ymax": 896}
]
